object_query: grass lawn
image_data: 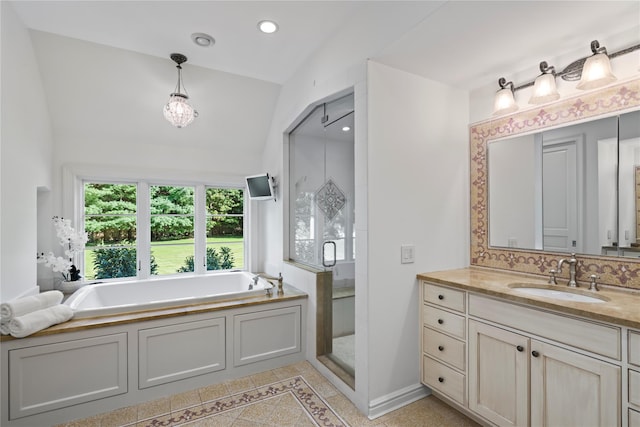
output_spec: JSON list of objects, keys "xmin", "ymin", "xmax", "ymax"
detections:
[{"xmin": 83, "ymin": 237, "xmax": 244, "ymax": 280}]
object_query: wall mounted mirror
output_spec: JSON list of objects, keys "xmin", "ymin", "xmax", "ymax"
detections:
[
  {"xmin": 487, "ymin": 113, "xmax": 640, "ymax": 257},
  {"xmin": 470, "ymin": 79, "xmax": 640, "ymax": 288}
]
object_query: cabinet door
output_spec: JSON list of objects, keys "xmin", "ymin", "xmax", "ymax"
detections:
[
  {"xmin": 468, "ymin": 320, "xmax": 529, "ymax": 427},
  {"xmin": 139, "ymin": 318, "xmax": 225, "ymax": 389},
  {"xmin": 530, "ymin": 340, "xmax": 620, "ymax": 427},
  {"xmin": 234, "ymin": 306, "xmax": 301, "ymax": 366},
  {"xmin": 9, "ymin": 334, "xmax": 127, "ymax": 419}
]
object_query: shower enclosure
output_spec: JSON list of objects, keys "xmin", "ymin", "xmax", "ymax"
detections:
[{"xmin": 288, "ymin": 93, "xmax": 355, "ymax": 383}]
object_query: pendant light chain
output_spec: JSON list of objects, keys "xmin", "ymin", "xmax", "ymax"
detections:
[{"xmin": 163, "ymin": 53, "xmax": 198, "ymax": 128}]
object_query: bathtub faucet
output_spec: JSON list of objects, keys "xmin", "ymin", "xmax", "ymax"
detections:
[{"xmin": 252, "ymin": 273, "xmax": 284, "ymax": 295}]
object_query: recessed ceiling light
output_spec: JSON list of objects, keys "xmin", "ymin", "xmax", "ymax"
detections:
[
  {"xmin": 191, "ymin": 32, "xmax": 215, "ymax": 47},
  {"xmin": 258, "ymin": 20, "xmax": 279, "ymax": 34},
  {"xmin": 342, "ymin": 126, "xmax": 351, "ymax": 132}
]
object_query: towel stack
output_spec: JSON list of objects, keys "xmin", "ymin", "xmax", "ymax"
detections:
[{"xmin": 0, "ymin": 291, "xmax": 73, "ymax": 338}]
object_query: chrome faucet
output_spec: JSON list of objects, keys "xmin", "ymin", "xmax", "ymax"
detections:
[
  {"xmin": 557, "ymin": 253, "xmax": 578, "ymax": 287},
  {"xmin": 251, "ymin": 272, "xmax": 284, "ymax": 295}
]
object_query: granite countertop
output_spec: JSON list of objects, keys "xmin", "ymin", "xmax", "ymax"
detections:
[
  {"xmin": 417, "ymin": 267, "xmax": 640, "ymax": 329},
  {"xmin": 0, "ymin": 285, "xmax": 308, "ymax": 342}
]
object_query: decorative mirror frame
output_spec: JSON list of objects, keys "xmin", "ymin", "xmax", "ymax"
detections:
[{"xmin": 470, "ymin": 78, "xmax": 640, "ymax": 290}]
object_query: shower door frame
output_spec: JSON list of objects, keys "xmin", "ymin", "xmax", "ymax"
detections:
[{"xmin": 282, "ymin": 89, "xmax": 356, "ymax": 388}]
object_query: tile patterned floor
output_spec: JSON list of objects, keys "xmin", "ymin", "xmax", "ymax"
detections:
[{"xmin": 56, "ymin": 361, "xmax": 480, "ymax": 427}]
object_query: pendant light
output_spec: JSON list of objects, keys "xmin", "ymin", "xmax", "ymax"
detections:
[
  {"xmin": 576, "ymin": 40, "xmax": 617, "ymax": 90},
  {"xmin": 529, "ymin": 61, "xmax": 560, "ymax": 104},
  {"xmin": 163, "ymin": 53, "xmax": 198, "ymax": 128}
]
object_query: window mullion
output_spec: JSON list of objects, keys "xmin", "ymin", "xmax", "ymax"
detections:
[
  {"xmin": 194, "ymin": 184, "xmax": 206, "ymax": 273},
  {"xmin": 137, "ymin": 181, "xmax": 151, "ymax": 279}
]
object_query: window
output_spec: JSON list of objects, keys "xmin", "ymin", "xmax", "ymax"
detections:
[
  {"xmin": 81, "ymin": 181, "xmax": 244, "ymax": 281},
  {"xmin": 84, "ymin": 183, "xmax": 137, "ymax": 280},
  {"xmin": 206, "ymin": 188, "xmax": 244, "ymax": 271},
  {"xmin": 150, "ymin": 185, "xmax": 195, "ymax": 275}
]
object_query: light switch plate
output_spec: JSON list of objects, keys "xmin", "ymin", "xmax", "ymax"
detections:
[{"xmin": 401, "ymin": 244, "xmax": 415, "ymax": 264}]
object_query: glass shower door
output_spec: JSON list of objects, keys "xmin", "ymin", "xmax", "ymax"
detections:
[{"xmin": 289, "ymin": 94, "xmax": 355, "ymax": 379}]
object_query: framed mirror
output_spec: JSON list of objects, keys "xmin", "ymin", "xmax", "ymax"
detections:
[
  {"xmin": 470, "ymin": 78, "xmax": 640, "ymax": 288},
  {"xmin": 488, "ymin": 115, "xmax": 622, "ymax": 256}
]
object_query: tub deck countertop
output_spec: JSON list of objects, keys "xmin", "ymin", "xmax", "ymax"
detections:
[
  {"xmin": 1, "ymin": 285, "xmax": 307, "ymax": 341},
  {"xmin": 418, "ymin": 267, "xmax": 640, "ymax": 329}
]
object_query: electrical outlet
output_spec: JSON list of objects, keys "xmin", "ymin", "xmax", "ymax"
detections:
[{"xmin": 401, "ymin": 244, "xmax": 415, "ymax": 264}]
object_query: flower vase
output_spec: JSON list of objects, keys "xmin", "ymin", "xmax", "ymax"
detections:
[{"xmin": 57, "ymin": 280, "xmax": 86, "ymax": 294}]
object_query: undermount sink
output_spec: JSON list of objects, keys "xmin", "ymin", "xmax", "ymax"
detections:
[{"xmin": 508, "ymin": 283, "xmax": 608, "ymax": 303}]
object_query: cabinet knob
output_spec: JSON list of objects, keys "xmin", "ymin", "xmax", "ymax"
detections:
[
  {"xmin": 438, "ymin": 345, "xmax": 444, "ymax": 351},
  {"xmin": 532, "ymin": 350, "xmax": 540, "ymax": 357},
  {"xmin": 516, "ymin": 345, "xmax": 524, "ymax": 352},
  {"xmin": 437, "ymin": 319, "xmax": 444, "ymax": 324},
  {"xmin": 438, "ymin": 377, "xmax": 444, "ymax": 383},
  {"xmin": 438, "ymin": 294, "xmax": 444, "ymax": 300}
]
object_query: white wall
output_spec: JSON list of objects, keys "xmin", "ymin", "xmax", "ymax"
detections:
[
  {"xmin": 28, "ymin": 31, "xmax": 280, "ymax": 177},
  {"xmin": 1, "ymin": 2, "xmax": 54, "ymax": 301},
  {"xmin": 257, "ymin": 4, "xmax": 471, "ymax": 415},
  {"xmin": 598, "ymin": 138, "xmax": 618, "ymax": 247},
  {"xmin": 367, "ymin": 61, "xmax": 469, "ymax": 411},
  {"xmin": 259, "ymin": 62, "xmax": 369, "ymax": 410},
  {"xmin": 22, "ymin": 31, "xmax": 280, "ymax": 286},
  {"xmin": 618, "ymin": 137, "xmax": 640, "ymax": 246},
  {"xmin": 489, "ymin": 134, "xmax": 538, "ymax": 249},
  {"xmin": 257, "ymin": 4, "xmax": 437, "ymax": 415}
]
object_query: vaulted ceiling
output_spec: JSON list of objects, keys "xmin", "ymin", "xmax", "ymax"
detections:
[
  {"xmin": 13, "ymin": 1, "xmax": 640, "ymax": 90},
  {"xmin": 8, "ymin": 1, "xmax": 639, "ymax": 168}
]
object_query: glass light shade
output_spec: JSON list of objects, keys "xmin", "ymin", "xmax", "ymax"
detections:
[
  {"xmin": 529, "ymin": 73, "xmax": 560, "ymax": 104},
  {"xmin": 492, "ymin": 87, "xmax": 518, "ymax": 116},
  {"xmin": 163, "ymin": 93, "xmax": 198, "ymax": 128},
  {"xmin": 576, "ymin": 53, "xmax": 617, "ymax": 90}
]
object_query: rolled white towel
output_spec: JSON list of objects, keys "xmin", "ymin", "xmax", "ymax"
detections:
[
  {"xmin": 0, "ymin": 291, "xmax": 64, "ymax": 322},
  {"xmin": 8, "ymin": 305, "xmax": 74, "ymax": 338},
  {"xmin": 0, "ymin": 322, "xmax": 9, "ymax": 335}
]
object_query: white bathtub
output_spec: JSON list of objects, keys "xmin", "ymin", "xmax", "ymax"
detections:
[{"xmin": 65, "ymin": 271, "xmax": 271, "ymax": 318}]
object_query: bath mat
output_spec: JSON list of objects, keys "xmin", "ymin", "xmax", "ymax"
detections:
[{"xmin": 135, "ymin": 376, "xmax": 350, "ymax": 427}]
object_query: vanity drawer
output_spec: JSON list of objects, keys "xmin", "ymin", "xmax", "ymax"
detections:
[
  {"xmin": 423, "ymin": 305, "xmax": 465, "ymax": 339},
  {"xmin": 631, "ymin": 369, "xmax": 640, "ymax": 407},
  {"xmin": 423, "ymin": 327, "xmax": 465, "ymax": 371},
  {"xmin": 423, "ymin": 355, "xmax": 465, "ymax": 405},
  {"xmin": 630, "ymin": 409, "xmax": 640, "ymax": 427},
  {"xmin": 469, "ymin": 294, "xmax": 620, "ymax": 359},
  {"xmin": 423, "ymin": 283, "xmax": 465, "ymax": 313},
  {"xmin": 630, "ymin": 331, "xmax": 640, "ymax": 367}
]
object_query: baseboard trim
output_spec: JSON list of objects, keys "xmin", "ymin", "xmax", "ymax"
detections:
[{"xmin": 367, "ymin": 383, "xmax": 430, "ymax": 419}]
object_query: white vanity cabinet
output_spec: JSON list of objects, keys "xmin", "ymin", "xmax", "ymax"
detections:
[
  {"xmin": 529, "ymin": 339, "xmax": 620, "ymax": 427},
  {"xmin": 469, "ymin": 293, "xmax": 621, "ymax": 427},
  {"xmin": 468, "ymin": 318, "xmax": 620, "ymax": 427},
  {"xmin": 468, "ymin": 320, "xmax": 528, "ymax": 427},
  {"xmin": 630, "ymin": 330, "xmax": 640, "ymax": 427},
  {"xmin": 420, "ymin": 282, "xmax": 466, "ymax": 405},
  {"xmin": 420, "ymin": 280, "xmax": 625, "ymax": 427}
]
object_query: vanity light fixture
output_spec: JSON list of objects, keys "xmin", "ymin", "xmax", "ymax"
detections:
[
  {"xmin": 493, "ymin": 39, "xmax": 639, "ymax": 116},
  {"xmin": 492, "ymin": 78, "xmax": 518, "ymax": 116},
  {"xmin": 258, "ymin": 20, "xmax": 279, "ymax": 34},
  {"xmin": 342, "ymin": 126, "xmax": 351, "ymax": 132},
  {"xmin": 163, "ymin": 53, "xmax": 198, "ymax": 128},
  {"xmin": 529, "ymin": 61, "xmax": 560, "ymax": 104},
  {"xmin": 576, "ymin": 40, "xmax": 617, "ymax": 90}
]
